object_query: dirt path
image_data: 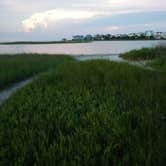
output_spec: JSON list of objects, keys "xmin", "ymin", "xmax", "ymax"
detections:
[{"xmin": 0, "ymin": 78, "xmax": 34, "ymax": 105}]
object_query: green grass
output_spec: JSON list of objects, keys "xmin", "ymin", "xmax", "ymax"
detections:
[
  {"xmin": 120, "ymin": 48, "xmax": 156, "ymax": 61},
  {"xmin": 0, "ymin": 54, "xmax": 73, "ymax": 90},
  {"xmin": 120, "ymin": 45, "xmax": 166, "ymax": 61},
  {"xmin": 0, "ymin": 60, "xmax": 165, "ymax": 165},
  {"xmin": 147, "ymin": 57, "xmax": 166, "ymax": 72},
  {"xmin": 120, "ymin": 45, "xmax": 166, "ymax": 72}
]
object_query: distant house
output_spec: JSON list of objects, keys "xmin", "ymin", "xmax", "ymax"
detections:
[
  {"xmin": 128, "ymin": 33, "xmax": 135, "ymax": 37},
  {"xmin": 162, "ymin": 32, "xmax": 166, "ymax": 39},
  {"xmin": 70, "ymin": 30, "xmax": 165, "ymax": 42},
  {"xmin": 94, "ymin": 34, "xmax": 104, "ymax": 40},
  {"xmin": 154, "ymin": 32, "xmax": 163, "ymax": 39},
  {"xmin": 72, "ymin": 35, "xmax": 84, "ymax": 41},
  {"xmin": 84, "ymin": 34, "xmax": 93, "ymax": 40},
  {"xmin": 145, "ymin": 30, "xmax": 154, "ymax": 37},
  {"xmin": 120, "ymin": 34, "xmax": 128, "ymax": 38},
  {"xmin": 135, "ymin": 32, "xmax": 144, "ymax": 37}
]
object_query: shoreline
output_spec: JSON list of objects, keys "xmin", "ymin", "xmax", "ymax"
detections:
[
  {"xmin": 0, "ymin": 40, "xmax": 91, "ymax": 45},
  {"xmin": 0, "ymin": 39, "xmax": 165, "ymax": 45}
]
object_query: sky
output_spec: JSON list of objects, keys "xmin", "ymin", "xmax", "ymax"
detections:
[{"xmin": 0, "ymin": 0, "xmax": 166, "ymax": 41}]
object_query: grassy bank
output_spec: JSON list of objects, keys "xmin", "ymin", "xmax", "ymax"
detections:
[
  {"xmin": 0, "ymin": 60, "xmax": 165, "ymax": 165},
  {"xmin": 120, "ymin": 45, "xmax": 166, "ymax": 72},
  {"xmin": 120, "ymin": 45, "xmax": 166, "ymax": 61},
  {"xmin": 0, "ymin": 54, "xmax": 73, "ymax": 90},
  {"xmin": 120, "ymin": 48, "xmax": 156, "ymax": 60}
]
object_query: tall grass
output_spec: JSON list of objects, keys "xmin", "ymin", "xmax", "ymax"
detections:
[
  {"xmin": 147, "ymin": 57, "xmax": 166, "ymax": 72},
  {"xmin": 0, "ymin": 60, "xmax": 165, "ymax": 165},
  {"xmin": 0, "ymin": 54, "xmax": 73, "ymax": 90},
  {"xmin": 120, "ymin": 45, "xmax": 166, "ymax": 61}
]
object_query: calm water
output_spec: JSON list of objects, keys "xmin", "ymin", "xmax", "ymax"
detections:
[{"xmin": 0, "ymin": 40, "xmax": 165, "ymax": 55}]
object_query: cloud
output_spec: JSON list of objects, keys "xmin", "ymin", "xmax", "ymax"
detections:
[
  {"xmin": 2, "ymin": 0, "xmax": 166, "ymax": 14},
  {"xmin": 22, "ymin": 9, "xmax": 99, "ymax": 32},
  {"xmin": 104, "ymin": 26, "xmax": 120, "ymax": 32},
  {"xmin": 1, "ymin": 0, "xmax": 166, "ymax": 40},
  {"xmin": 113, "ymin": 22, "xmax": 166, "ymax": 33},
  {"xmin": 21, "ymin": 0, "xmax": 166, "ymax": 32}
]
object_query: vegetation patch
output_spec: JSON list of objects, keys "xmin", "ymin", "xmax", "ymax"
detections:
[
  {"xmin": 120, "ymin": 45, "xmax": 166, "ymax": 61},
  {"xmin": 147, "ymin": 57, "xmax": 166, "ymax": 72},
  {"xmin": 0, "ymin": 60, "xmax": 165, "ymax": 165},
  {"xmin": 0, "ymin": 54, "xmax": 73, "ymax": 90}
]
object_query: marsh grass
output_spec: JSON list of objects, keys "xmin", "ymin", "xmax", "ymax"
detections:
[
  {"xmin": 0, "ymin": 54, "xmax": 73, "ymax": 90},
  {"xmin": 0, "ymin": 60, "xmax": 165, "ymax": 165},
  {"xmin": 120, "ymin": 45, "xmax": 166, "ymax": 61},
  {"xmin": 147, "ymin": 57, "xmax": 166, "ymax": 72}
]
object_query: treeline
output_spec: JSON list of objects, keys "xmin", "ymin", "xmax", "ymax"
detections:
[{"xmin": 72, "ymin": 34, "xmax": 163, "ymax": 41}]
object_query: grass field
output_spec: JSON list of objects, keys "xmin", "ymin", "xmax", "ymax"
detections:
[
  {"xmin": 0, "ymin": 60, "xmax": 165, "ymax": 165},
  {"xmin": 120, "ymin": 45, "xmax": 166, "ymax": 61},
  {"xmin": 147, "ymin": 57, "xmax": 166, "ymax": 72},
  {"xmin": 120, "ymin": 45, "xmax": 166, "ymax": 72},
  {"xmin": 0, "ymin": 54, "xmax": 73, "ymax": 90},
  {"xmin": 120, "ymin": 48, "xmax": 156, "ymax": 60}
]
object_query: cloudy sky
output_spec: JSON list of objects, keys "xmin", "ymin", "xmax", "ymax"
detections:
[{"xmin": 0, "ymin": 0, "xmax": 166, "ymax": 41}]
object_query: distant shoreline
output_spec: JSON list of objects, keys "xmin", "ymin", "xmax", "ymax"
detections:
[
  {"xmin": 0, "ymin": 39, "xmax": 165, "ymax": 45},
  {"xmin": 0, "ymin": 40, "xmax": 91, "ymax": 45}
]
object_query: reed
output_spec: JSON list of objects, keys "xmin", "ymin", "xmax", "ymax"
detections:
[
  {"xmin": 0, "ymin": 54, "xmax": 73, "ymax": 90},
  {"xmin": 0, "ymin": 60, "xmax": 165, "ymax": 165}
]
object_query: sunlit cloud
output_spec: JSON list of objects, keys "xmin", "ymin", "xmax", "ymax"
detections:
[
  {"xmin": 22, "ymin": 9, "xmax": 99, "ymax": 32},
  {"xmin": 104, "ymin": 26, "xmax": 120, "ymax": 32},
  {"xmin": 21, "ymin": 0, "xmax": 166, "ymax": 32}
]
